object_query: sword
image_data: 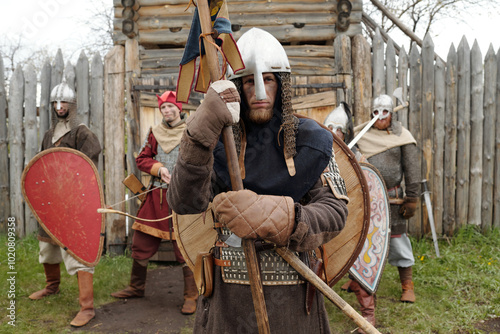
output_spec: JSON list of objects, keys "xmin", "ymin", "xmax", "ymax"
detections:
[{"xmin": 421, "ymin": 179, "xmax": 440, "ymax": 257}]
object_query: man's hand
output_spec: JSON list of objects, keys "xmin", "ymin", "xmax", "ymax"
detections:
[
  {"xmin": 159, "ymin": 167, "xmax": 171, "ymax": 184},
  {"xmin": 186, "ymin": 80, "xmax": 240, "ymax": 149},
  {"xmin": 212, "ymin": 189, "xmax": 295, "ymax": 246},
  {"xmin": 400, "ymin": 197, "xmax": 418, "ymax": 219}
]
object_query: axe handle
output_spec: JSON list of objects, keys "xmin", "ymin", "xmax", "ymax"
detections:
[
  {"xmin": 276, "ymin": 248, "xmax": 381, "ymax": 334},
  {"xmin": 197, "ymin": 1, "xmax": 271, "ymax": 333}
]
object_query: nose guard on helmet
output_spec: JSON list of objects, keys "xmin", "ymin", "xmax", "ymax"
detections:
[{"xmin": 227, "ymin": 28, "xmax": 290, "ymax": 100}]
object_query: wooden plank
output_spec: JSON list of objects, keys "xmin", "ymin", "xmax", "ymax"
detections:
[
  {"xmin": 292, "ymin": 91, "xmax": 336, "ymax": 110},
  {"xmin": 334, "ymin": 34, "xmax": 352, "ymax": 107},
  {"xmin": 51, "ymin": 50, "xmax": 65, "ymax": 125},
  {"xmin": 408, "ymin": 42, "xmax": 422, "ymax": 236},
  {"xmin": 23, "ymin": 64, "xmax": 38, "ymax": 235},
  {"xmin": 372, "ymin": 28, "xmax": 385, "ymax": 97},
  {"xmin": 90, "ymin": 53, "xmax": 105, "ymax": 182},
  {"xmin": 64, "ymin": 61, "xmax": 76, "ymax": 91},
  {"xmin": 443, "ymin": 45, "xmax": 458, "ymax": 235},
  {"xmin": 421, "ymin": 34, "xmax": 435, "ymax": 234},
  {"xmin": 481, "ymin": 45, "xmax": 497, "ymax": 230},
  {"xmin": 398, "ymin": 46, "xmax": 409, "ymax": 129},
  {"xmin": 9, "ymin": 66, "xmax": 25, "ymax": 236},
  {"xmin": 385, "ymin": 37, "xmax": 397, "ymax": 99},
  {"xmin": 455, "ymin": 36, "xmax": 471, "ymax": 228},
  {"xmin": 125, "ymin": 38, "xmax": 142, "ymax": 227},
  {"xmin": 468, "ymin": 41, "xmax": 483, "ymax": 226},
  {"xmin": 104, "ymin": 45, "xmax": 126, "ymax": 255},
  {"xmin": 134, "ymin": 12, "xmax": 335, "ymax": 31},
  {"xmin": 39, "ymin": 60, "xmax": 51, "ymax": 137},
  {"xmin": 0, "ymin": 56, "xmax": 9, "ymax": 232},
  {"xmin": 433, "ymin": 58, "xmax": 445, "ymax": 236},
  {"xmin": 76, "ymin": 51, "xmax": 90, "ymax": 126},
  {"xmin": 138, "ymin": 24, "xmax": 337, "ymax": 46},
  {"xmin": 494, "ymin": 50, "xmax": 500, "ymax": 229},
  {"xmin": 352, "ymin": 34, "xmax": 372, "ymax": 126}
]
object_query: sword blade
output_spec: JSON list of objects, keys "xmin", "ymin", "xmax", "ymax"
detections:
[{"xmin": 423, "ymin": 191, "xmax": 440, "ymax": 257}]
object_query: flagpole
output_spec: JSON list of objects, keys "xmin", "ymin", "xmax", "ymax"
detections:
[{"xmin": 196, "ymin": 1, "xmax": 271, "ymax": 333}]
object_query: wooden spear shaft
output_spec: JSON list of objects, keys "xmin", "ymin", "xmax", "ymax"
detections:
[
  {"xmin": 196, "ymin": 1, "xmax": 271, "ymax": 333},
  {"xmin": 276, "ymin": 248, "xmax": 381, "ymax": 334}
]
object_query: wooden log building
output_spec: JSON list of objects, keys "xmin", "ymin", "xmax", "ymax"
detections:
[{"xmin": 112, "ymin": 0, "xmax": 362, "ymax": 259}]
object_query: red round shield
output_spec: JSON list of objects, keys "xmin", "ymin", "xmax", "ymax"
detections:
[{"xmin": 22, "ymin": 148, "xmax": 105, "ymax": 267}]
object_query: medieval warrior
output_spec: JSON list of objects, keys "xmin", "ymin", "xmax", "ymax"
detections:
[
  {"xmin": 326, "ymin": 103, "xmax": 380, "ymax": 332},
  {"xmin": 354, "ymin": 94, "xmax": 420, "ymax": 304},
  {"xmin": 29, "ymin": 81, "xmax": 101, "ymax": 327},
  {"xmin": 167, "ymin": 28, "xmax": 349, "ymax": 333},
  {"xmin": 111, "ymin": 91, "xmax": 198, "ymax": 315}
]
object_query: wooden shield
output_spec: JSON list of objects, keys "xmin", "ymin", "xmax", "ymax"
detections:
[
  {"xmin": 173, "ymin": 132, "xmax": 370, "ymax": 278},
  {"xmin": 348, "ymin": 162, "xmax": 390, "ymax": 294},
  {"xmin": 22, "ymin": 148, "xmax": 105, "ymax": 267},
  {"xmin": 320, "ymin": 133, "xmax": 371, "ymax": 287},
  {"xmin": 173, "ymin": 204, "xmax": 216, "ymax": 270}
]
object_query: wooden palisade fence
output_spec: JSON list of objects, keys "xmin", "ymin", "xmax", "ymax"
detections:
[
  {"xmin": 1, "ymin": 4, "xmax": 499, "ymax": 255},
  {"xmin": 0, "ymin": 47, "xmax": 131, "ymax": 255}
]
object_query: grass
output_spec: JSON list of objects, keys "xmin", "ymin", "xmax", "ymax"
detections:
[
  {"xmin": 328, "ymin": 225, "xmax": 500, "ymax": 333},
  {"xmin": 0, "ymin": 225, "xmax": 499, "ymax": 334}
]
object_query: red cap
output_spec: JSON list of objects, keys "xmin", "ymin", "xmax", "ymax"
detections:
[{"xmin": 156, "ymin": 91, "xmax": 183, "ymax": 111}]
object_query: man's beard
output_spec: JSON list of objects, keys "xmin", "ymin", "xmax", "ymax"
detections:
[{"xmin": 247, "ymin": 108, "xmax": 273, "ymax": 124}]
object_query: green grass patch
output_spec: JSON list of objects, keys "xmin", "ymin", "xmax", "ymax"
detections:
[
  {"xmin": 329, "ymin": 225, "xmax": 500, "ymax": 333},
  {"xmin": 1, "ymin": 225, "xmax": 499, "ymax": 333}
]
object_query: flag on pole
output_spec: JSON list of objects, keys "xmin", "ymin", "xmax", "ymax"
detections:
[{"xmin": 176, "ymin": 0, "xmax": 245, "ymax": 103}]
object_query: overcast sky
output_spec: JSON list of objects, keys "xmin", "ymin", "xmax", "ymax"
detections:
[{"xmin": 0, "ymin": 1, "xmax": 498, "ymax": 64}]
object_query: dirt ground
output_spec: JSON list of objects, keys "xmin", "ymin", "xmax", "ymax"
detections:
[
  {"xmin": 70, "ymin": 264, "xmax": 500, "ymax": 334},
  {"xmin": 73, "ymin": 264, "xmax": 195, "ymax": 334}
]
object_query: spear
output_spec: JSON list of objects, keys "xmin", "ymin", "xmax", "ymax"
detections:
[
  {"xmin": 196, "ymin": 1, "xmax": 270, "ymax": 332},
  {"xmin": 188, "ymin": 2, "xmax": 379, "ymax": 332}
]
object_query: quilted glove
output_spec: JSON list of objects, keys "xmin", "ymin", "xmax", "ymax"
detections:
[
  {"xmin": 186, "ymin": 80, "xmax": 240, "ymax": 149},
  {"xmin": 400, "ymin": 197, "xmax": 418, "ymax": 219},
  {"xmin": 212, "ymin": 189, "xmax": 295, "ymax": 246}
]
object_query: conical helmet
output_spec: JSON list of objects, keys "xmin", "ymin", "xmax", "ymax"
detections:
[
  {"xmin": 227, "ymin": 28, "xmax": 290, "ymax": 100},
  {"xmin": 325, "ymin": 103, "xmax": 349, "ymax": 134},
  {"xmin": 50, "ymin": 81, "xmax": 75, "ymax": 110},
  {"xmin": 372, "ymin": 94, "xmax": 393, "ymax": 119}
]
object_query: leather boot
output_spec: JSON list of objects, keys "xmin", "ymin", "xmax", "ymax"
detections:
[
  {"xmin": 29, "ymin": 263, "xmax": 61, "ymax": 300},
  {"xmin": 350, "ymin": 280, "xmax": 376, "ymax": 334},
  {"xmin": 70, "ymin": 271, "xmax": 95, "ymax": 327},
  {"xmin": 111, "ymin": 260, "xmax": 147, "ymax": 298},
  {"xmin": 398, "ymin": 266, "xmax": 416, "ymax": 303},
  {"xmin": 340, "ymin": 279, "xmax": 352, "ymax": 291},
  {"xmin": 181, "ymin": 266, "xmax": 198, "ymax": 315}
]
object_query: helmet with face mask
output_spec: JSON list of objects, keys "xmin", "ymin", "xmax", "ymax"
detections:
[
  {"xmin": 227, "ymin": 28, "xmax": 299, "ymax": 175},
  {"xmin": 372, "ymin": 94, "xmax": 393, "ymax": 120},
  {"xmin": 50, "ymin": 81, "xmax": 76, "ymax": 111}
]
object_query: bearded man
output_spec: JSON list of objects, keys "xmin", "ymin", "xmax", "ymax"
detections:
[
  {"xmin": 167, "ymin": 28, "xmax": 349, "ymax": 333},
  {"xmin": 354, "ymin": 94, "xmax": 420, "ymax": 304},
  {"xmin": 29, "ymin": 81, "xmax": 101, "ymax": 327}
]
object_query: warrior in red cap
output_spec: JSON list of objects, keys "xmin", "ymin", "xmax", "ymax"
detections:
[{"xmin": 111, "ymin": 91, "xmax": 198, "ymax": 314}]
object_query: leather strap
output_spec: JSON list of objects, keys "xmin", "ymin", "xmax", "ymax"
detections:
[{"xmin": 214, "ymin": 258, "xmax": 231, "ymax": 267}]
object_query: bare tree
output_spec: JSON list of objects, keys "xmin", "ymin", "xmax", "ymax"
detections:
[{"xmin": 364, "ymin": 0, "xmax": 498, "ymax": 43}]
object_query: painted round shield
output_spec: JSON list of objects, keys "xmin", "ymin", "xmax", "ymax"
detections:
[
  {"xmin": 22, "ymin": 148, "xmax": 105, "ymax": 267},
  {"xmin": 348, "ymin": 162, "xmax": 391, "ymax": 294},
  {"xmin": 320, "ymin": 132, "xmax": 370, "ymax": 287}
]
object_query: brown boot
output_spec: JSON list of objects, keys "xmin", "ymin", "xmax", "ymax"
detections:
[
  {"xmin": 111, "ymin": 260, "xmax": 147, "ymax": 299},
  {"xmin": 398, "ymin": 266, "xmax": 416, "ymax": 303},
  {"xmin": 70, "ymin": 271, "xmax": 95, "ymax": 327},
  {"xmin": 29, "ymin": 263, "xmax": 61, "ymax": 300},
  {"xmin": 340, "ymin": 279, "xmax": 352, "ymax": 291},
  {"xmin": 350, "ymin": 280, "xmax": 376, "ymax": 334},
  {"xmin": 181, "ymin": 266, "xmax": 198, "ymax": 315}
]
